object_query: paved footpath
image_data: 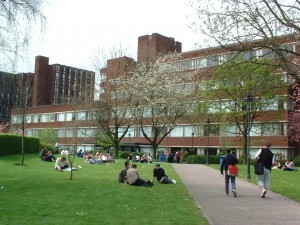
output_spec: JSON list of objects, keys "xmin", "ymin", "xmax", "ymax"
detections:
[{"xmin": 172, "ymin": 164, "xmax": 300, "ymax": 225}]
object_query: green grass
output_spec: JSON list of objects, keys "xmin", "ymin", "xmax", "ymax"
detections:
[
  {"xmin": 0, "ymin": 154, "xmax": 208, "ymax": 225},
  {"xmin": 209, "ymin": 164, "xmax": 300, "ymax": 202}
]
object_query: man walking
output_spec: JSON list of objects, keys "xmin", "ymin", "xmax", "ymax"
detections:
[
  {"xmin": 220, "ymin": 149, "xmax": 238, "ymax": 197},
  {"xmin": 254, "ymin": 142, "xmax": 275, "ymax": 198}
]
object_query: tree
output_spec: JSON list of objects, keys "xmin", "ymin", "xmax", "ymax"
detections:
[
  {"xmin": 89, "ymin": 47, "xmax": 135, "ymax": 157},
  {"xmin": 0, "ymin": 0, "xmax": 46, "ymax": 70},
  {"xmin": 287, "ymin": 58, "xmax": 300, "ymax": 143},
  {"xmin": 189, "ymin": 0, "xmax": 300, "ymax": 84},
  {"xmin": 0, "ymin": 121, "xmax": 9, "ymax": 133},
  {"xmin": 10, "ymin": 73, "xmax": 34, "ymax": 165},
  {"xmin": 125, "ymin": 53, "xmax": 198, "ymax": 158},
  {"xmin": 37, "ymin": 128, "xmax": 58, "ymax": 147},
  {"xmin": 197, "ymin": 59, "xmax": 285, "ymax": 163}
]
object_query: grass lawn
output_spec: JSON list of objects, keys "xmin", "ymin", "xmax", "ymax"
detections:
[
  {"xmin": 209, "ymin": 164, "xmax": 300, "ymax": 202},
  {"xmin": 0, "ymin": 154, "xmax": 209, "ymax": 225}
]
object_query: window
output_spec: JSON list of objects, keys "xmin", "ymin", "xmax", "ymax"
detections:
[
  {"xmin": 40, "ymin": 114, "xmax": 49, "ymax": 123},
  {"xmin": 77, "ymin": 111, "xmax": 87, "ymax": 120},
  {"xmin": 170, "ymin": 126, "xmax": 184, "ymax": 137},
  {"xmin": 77, "ymin": 128, "xmax": 86, "ymax": 137},
  {"xmin": 250, "ymin": 124, "xmax": 261, "ymax": 136},
  {"xmin": 184, "ymin": 126, "xmax": 198, "ymax": 137},
  {"xmin": 65, "ymin": 129, "xmax": 73, "ymax": 137},
  {"xmin": 33, "ymin": 115, "xmax": 40, "ymax": 123},
  {"xmin": 66, "ymin": 112, "xmax": 73, "ymax": 121},
  {"xmin": 86, "ymin": 128, "xmax": 97, "ymax": 137},
  {"xmin": 261, "ymin": 123, "xmax": 283, "ymax": 136},
  {"xmin": 196, "ymin": 58, "xmax": 207, "ymax": 68},
  {"xmin": 50, "ymin": 114, "xmax": 56, "ymax": 122},
  {"xmin": 57, "ymin": 129, "xmax": 65, "ymax": 137},
  {"xmin": 207, "ymin": 56, "xmax": 218, "ymax": 67},
  {"xmin": 139, "ymin": 126, "xmax": 152, "ymax": 137},
  {"xmin": 57, "ymin": 113, "xmax": 65, "ymax": 122}
]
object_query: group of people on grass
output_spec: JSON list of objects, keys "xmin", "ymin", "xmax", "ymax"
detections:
[
  {"xmin": 85, "ymin": 151, "xmax": 116, "ymax": 164},
  {"xmin": 118, "ymin": 161, "xmax": 176, "ymax": 187},
  {"xmin": 273, "ymin": 159, "xmax": 296, "ymax": 171},
  {"xmin": 127, "ymin": 153, "xmax": 153, "ymax": 163}
]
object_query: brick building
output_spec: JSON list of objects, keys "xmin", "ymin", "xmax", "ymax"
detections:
[
  {"xmin": 9, "ymin": 33, "xmax": 300, "ymax": 159},
  {"xmin": 102, "ymin": 33, "xmax": 299, "ymax": 159}
]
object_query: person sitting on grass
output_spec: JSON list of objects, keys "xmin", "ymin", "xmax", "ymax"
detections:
[
  {"xmin": 40, "ymin": 148, "xmax": 56, "ymax": 162},
  {"xmin": 152, "ymin": 163, "xmax": 176, "ymax": 184},
  {"xmin": 283, "ymin": 159, "xmax": 295, "ymax": 171},
  {"xmin": 54, "ymin": 156, "xmax": 70, "ymax": 171},
  {"xmin": 118, "ymin": 160, "xmax": 130, "ymax": 183},
  {"xmin": 126, "ymin": 163, "xmax": 153, "ymax": 187}
]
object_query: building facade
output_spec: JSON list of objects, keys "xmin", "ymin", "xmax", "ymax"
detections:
[
  {"xmin": 9, "ymin": 33, "xmax": 300, "ymax": 159},
  {"xmin": 33, "ymin": 56, "xmax": 95, "ymax": 106},
  {"xmin": 103, "ymin": 33, "xmax": 299, "ymax": 159}
]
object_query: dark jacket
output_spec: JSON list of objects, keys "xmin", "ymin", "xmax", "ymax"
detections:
[
  {"xmin": 258, "ymin": 148, "xmax": 274, "ymax": 171},
  {"xmin": 153, "ymin": 167, "xmax": 166, "ymax": 181},
  {"xmin": 220, "ymin": 153, "xmax": 238, "ymax": 175}
]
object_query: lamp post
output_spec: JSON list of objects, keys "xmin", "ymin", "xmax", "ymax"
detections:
[
  {"xmin": 246, "ymin": 94, "xmax": 253, "ymax": 179},
  {"xmin": 128, "ymin": 132, "xmax": 131, "ymax": 152},
  {"xmin": 206, "ymin": 119, "xmax": 210, "ymax": 165},
  {"xmin": 191, "ymin": 132, "xmax": 195, "ymax": 152}
]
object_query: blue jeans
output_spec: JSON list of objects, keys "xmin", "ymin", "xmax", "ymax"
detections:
[{"xmin": 225, "ymin": 173, "xmax": 236, "ymax": 194}]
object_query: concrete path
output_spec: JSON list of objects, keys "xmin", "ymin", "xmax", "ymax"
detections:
[{"xmin": 172, "ymin": 164, "xmax": 300, "ymax": 225}]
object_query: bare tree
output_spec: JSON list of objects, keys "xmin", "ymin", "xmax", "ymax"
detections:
[
  {"xmin": 0, "ymin": 0, "xmax": 46, "ymax": 70},
  {"xmin": 10, "ymin": 73, "xmax": 34, "ymax": 165},
  {"xmin": 189, "ymin": 0, "xmax": 300, "ymax": 83},
  {"xmin": 125, "ymin": 53, "xmax": 199, "ymax": 158}
]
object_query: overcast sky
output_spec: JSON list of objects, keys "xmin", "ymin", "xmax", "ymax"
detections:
[{"xmin": 19, "ymin": 0, "xmax": 202, "ymax": 73}]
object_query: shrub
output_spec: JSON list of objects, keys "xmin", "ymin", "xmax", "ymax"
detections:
[
  {"xmin": 118, "ymin": 151, "xmax": 129, "ymax": 159},
  {"xmin": 0, "ymin": 134, "xmax": 40, "ymax": 156}
]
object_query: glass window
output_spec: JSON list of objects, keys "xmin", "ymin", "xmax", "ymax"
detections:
[
  {"xmin": 139, "ymin": 126, "xmax": 152, "ymax": 137},
  {"xmin": 77, "ymin": 111, "xmax": 87, "ymax": 120},
  {"xmin": 57, "ymin": 113, "xmax": 65, "ymax": 122},
  {"xmin": 86, "ymin": 128, "xmax": 97, "ymax": 137},
  {"xmin": 40, "ymin": 114, "xmax": 49, "ymax": 123},
  {"xmin": 207, "ymin": 56, "xmax": 218, "ymax": 67},
  {"xmin": 77, "ymin": 128, "xmax": 86, "ymax": 137},
  {"xmin": 65, "ymin": 129, "xmax": 73, "ymax": 137},
  {"xmin": 170, "ymin": 126, "xmax": 184, "ymax": 137},
  {"xmin": 33, "ymin": 115, "xmax": 39, "ymax": 123},
  {"xmin": 250, "ymin": 124, "xmax": 261, "ymax": 136},
  {"xmin": 57, "ymin": 129, "xmax": 65, "ymax": 137},
  {"xmin": 219, "ymin": 124, "xmax": 237, "ymax": 136},
  {"xmin": 66, "ymin": 112, "xmax": 73, "ymax": 121},
  {"xmin": 26, "ymin": 115, "xmax": 33, "ymax": 123},
  {"xmin": 184, "ymin": 126, "xmax": 198, "ymax": 137},
  {"xmin": 50, "ymin": 113, "xmax": 56, "ymax": 122}
]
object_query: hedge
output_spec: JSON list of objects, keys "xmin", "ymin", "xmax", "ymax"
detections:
[{"xmin": 0, "ymin": 134, "xmax": 40, "ymax": 156}]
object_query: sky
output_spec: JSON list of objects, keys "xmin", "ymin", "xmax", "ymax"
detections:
[{"xmin": 18, "ymin": 0, "xmax": 202, "ymax": 73}]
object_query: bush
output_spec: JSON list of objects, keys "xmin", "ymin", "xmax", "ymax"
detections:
[
  {"xmin": 118, "ymin": 151, "xmax": 130, "ymax": 159},
  {"xmin": 40, "ymin": 143, "xmax": 55, "ymax": 153},
  {"xmin": 0, "ymin": 134, "xmax": 40, "ymax": 156}
]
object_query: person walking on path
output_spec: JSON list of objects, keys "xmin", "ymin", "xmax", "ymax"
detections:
[
  {"xmin": 255, "ymin": 141, "xmax": 275, "ymax": 198},
  {"xmin": 220, "ymin": 149, "xmax": 238, "ymax": 197}
]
